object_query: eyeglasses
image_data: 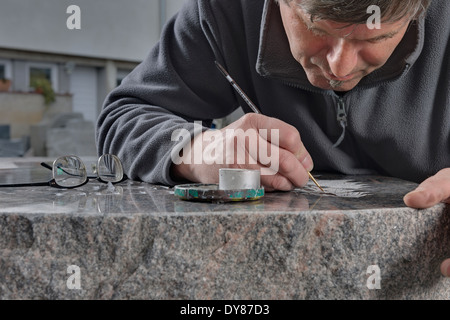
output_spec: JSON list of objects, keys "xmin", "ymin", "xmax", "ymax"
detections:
[
  {"xmin": 43, "ymin": 154, "xmax": 127, "ymax": 188},
  {"xmin": 0, "ymin": 154, "xmax": 126, "ymax": 189}
]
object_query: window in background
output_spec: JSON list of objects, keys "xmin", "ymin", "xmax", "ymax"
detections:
[
  {"xmin": 0, "ymin": 59, "xmax": 12, "ymax": 91},
  {"xmin": 0, "ymin": 59, "xmax": 12, "ymax": 79},
  {"xmin": 27, "ymin": 62, "xmax": 58, "ymax": 92},
  {"xmin": 30, "ymin": 66, "xmax": 51, "ymax": 83}
]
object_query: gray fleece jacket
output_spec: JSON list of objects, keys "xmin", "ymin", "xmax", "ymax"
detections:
[{"xmin": 97, "ymin": 0, "xmax": 450, "ymax": 185}]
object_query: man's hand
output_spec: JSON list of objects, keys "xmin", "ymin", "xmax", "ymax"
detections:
[
  {"xmin": 171, "ymin": 113, "xmax": 314, "ymax": 191},
  {"xmin": 403, "ymin": 168, "xmax": 450, "ymax": 278},
  {"xmin": 403, "ymin": 168, "xmax": 450, "ymax": 209}
]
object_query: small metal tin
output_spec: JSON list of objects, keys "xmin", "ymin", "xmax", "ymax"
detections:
[
  {"xmin": 174, "ymin": 169, "xmax": 263, "ymax": 202},
  {"xmin": 219, "ymin": 168, "xmax": 261, "ymax": 190}
]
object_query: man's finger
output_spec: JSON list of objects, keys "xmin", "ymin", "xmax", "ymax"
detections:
[
  {"xmin": 240, "ymin": 128, "xmax": 310, "ymax": 188},
  {"xmin": 239, "ymin": 113, "xmax": 314, "ymax": 171},
  {"xmin": 440, "ymin": 259, "xmax": 450, "ymax": 277},
  {"xmin": 403, "ymin": 168, "xmax": 450, "ymax": 209}
]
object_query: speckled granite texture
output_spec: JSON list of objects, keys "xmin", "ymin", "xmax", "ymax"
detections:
[{"xmin": 0, "ymin": 168, "xmax": 449, "ymax": 299}]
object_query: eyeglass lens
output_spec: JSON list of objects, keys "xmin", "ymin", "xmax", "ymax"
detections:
[
  {"xmin": 53, "ymin": 156, "xmax": 87, "ymax": 188},
  {"xmin": 97, "ymin": 154, "xmax": 123, "ymax": 183}
]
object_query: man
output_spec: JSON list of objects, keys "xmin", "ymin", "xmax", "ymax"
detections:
[{"xmin": 96, "ymin": 0, "xmax": 450, "ymax": 273}]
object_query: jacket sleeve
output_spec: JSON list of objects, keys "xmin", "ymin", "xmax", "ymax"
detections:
[{"xmin": 96, "ymin": 0, "xmax": 242, "ymax": 185}]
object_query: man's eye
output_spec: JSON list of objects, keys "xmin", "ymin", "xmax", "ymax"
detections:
[{"xmin": 367, "ymin": 37, "xmax": 388, "ymax": 44}]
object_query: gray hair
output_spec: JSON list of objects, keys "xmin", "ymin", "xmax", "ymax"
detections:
[{"xmin": 275, "ymin": 0, "xmax": 431, "ymax": 24}]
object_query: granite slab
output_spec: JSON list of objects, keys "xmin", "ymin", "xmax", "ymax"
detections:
[{"xmin": 0, "ymin": 165, "xmax": 449, "ymax": 300}]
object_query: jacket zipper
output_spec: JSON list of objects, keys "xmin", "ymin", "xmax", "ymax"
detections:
[
  {"xmin": 280, "ymin": 80, "xmax": 349, "ymax": 148},
  {"xmin": 333, "ymin": 96, "xmax": 348, "ymax": 148}
]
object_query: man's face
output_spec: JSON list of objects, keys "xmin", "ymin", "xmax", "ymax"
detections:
[{"xmin": 279, "ymin": 1, "xmax": 411, "ymax": 91}]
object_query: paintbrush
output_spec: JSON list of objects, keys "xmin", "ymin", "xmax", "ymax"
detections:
[{"xmin": 214, "ymin": 61, "xmax": 325, "ymax": 192}]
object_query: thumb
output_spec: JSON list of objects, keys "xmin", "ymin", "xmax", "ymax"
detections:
[{"xmin": 440, "ymin": 259, "xmax": 450, "ymax": 277}]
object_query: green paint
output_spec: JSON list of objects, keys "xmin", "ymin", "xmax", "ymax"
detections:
[{"xmin": 188, "ymin": 189, "xmax": 199, "ymax": 198}]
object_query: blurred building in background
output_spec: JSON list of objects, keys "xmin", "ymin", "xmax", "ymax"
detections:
[{"xmin": 0, "ymin": 0, "xmax": 185, "ymax": 157}]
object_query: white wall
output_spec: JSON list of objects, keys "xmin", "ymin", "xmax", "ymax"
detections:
[
  {"xmin": 0, "ymin": 0, "xmax": 185, "ymax": 62},
  {"xmin": 70, "ymin": 66, "xmax": 98, "ymax": 123}
]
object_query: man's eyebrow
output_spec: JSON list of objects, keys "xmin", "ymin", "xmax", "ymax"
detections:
[
  {"xmin": 366, "ymin": 30, "xmax": 400, "ymax": 41},
  {"xmin": 306, "ymin": 23, "xmax": 401, "ymax": 42}
]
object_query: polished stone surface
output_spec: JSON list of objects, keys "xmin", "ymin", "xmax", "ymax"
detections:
[{"xmin": 0, "ymin": 159, "xmax": 449, "ymax": 299}]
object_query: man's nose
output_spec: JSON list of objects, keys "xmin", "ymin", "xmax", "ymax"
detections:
[{"xmin": 327, "ymin": 39, "xmax": 358, "ymax": 78}]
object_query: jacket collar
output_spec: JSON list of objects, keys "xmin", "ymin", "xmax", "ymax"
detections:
[{"xmin": 256, "ymin": 0, "xmax": 425, "ymax": 92}]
